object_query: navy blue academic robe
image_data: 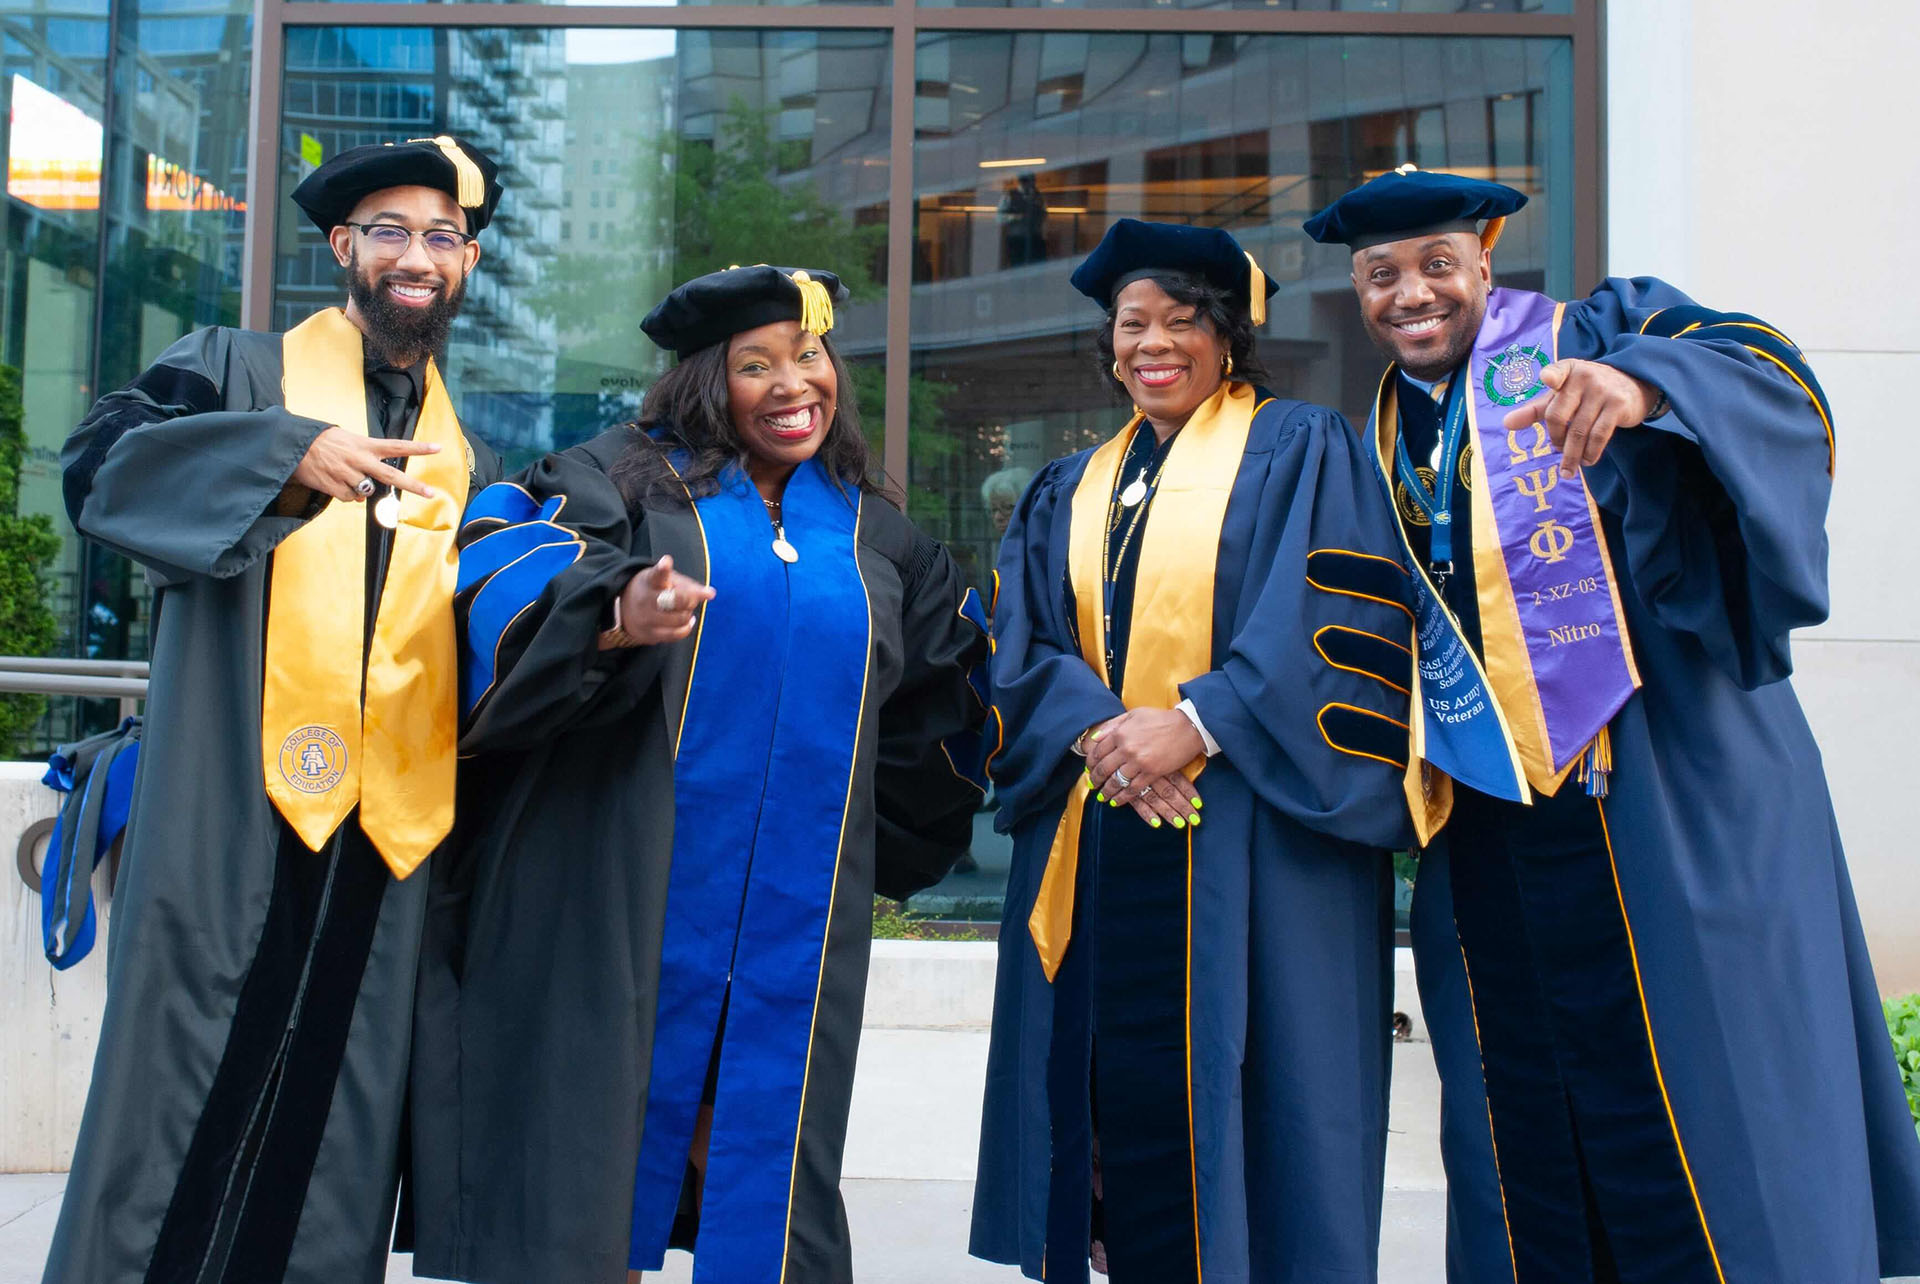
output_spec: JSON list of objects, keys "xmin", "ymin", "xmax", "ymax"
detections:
[
  {"xmin": 1407, "ymin": 279, "xmax": 1920, "ymax": 1283},
  {"xmin": 971, "ymin": 393, "xmax": 1414, "ymax": 1284}
]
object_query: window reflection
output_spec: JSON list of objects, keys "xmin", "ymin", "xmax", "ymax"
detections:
[
  {"xmin": 275, "ymin": 27, "xmax": 892, "ymax": 470},
  {"xmin": 905, "ymin": 30, "xmax": 1572, "ymax": 912},
  {"xmin": 0, "ymin": 0, "xmax": 253, "ymax": 748},
  {"xmin": 923, "ymin": 0, "xmax": 1569, "ymax": 10},
  {"xmin": 2, "ymin": 25, "xmax": 104, "ymax": 742},
  {"xmin": 0, "ymin": 0, "xmax": 1585, "ymax": 910}
]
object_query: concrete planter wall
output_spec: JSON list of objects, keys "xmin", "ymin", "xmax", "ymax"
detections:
[{"xmin": 1, "ymin": 764, "xmax": 105, "ymax": 1174}]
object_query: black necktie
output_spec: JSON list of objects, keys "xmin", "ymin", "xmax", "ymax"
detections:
[{"xmin": 369, "ymin": 368, "xmax": 414, "ymax": 440}]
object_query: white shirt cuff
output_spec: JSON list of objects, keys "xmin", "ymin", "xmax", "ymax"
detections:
[{"xmin": 1176, "ymin": 698, "xmax": 1221, "ymax": 757}]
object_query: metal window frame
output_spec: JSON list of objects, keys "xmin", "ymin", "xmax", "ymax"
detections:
[{"xmin": 242, "ymin": 0, "xmax": 1603, "ymax": 484}]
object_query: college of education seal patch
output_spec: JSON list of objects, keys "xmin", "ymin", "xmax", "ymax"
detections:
[
  {"xmin": 279, "ymin": 725, "xmax": 348, "ymax": 794},
  {"xmin": 1482, "ymin": 341, "xmax": 1549, "ymax": 407}
]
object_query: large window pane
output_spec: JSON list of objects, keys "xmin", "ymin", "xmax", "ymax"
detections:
[
  {"xmin": 313, "ymin": 0, "xmax": 891, "ymax": 7},
  {"xmin": 923, "ymin": 1, "xmax": 1570, "ymax": 12},
  {"xmin": 907, "ymin": 30, "xmax": 1574, "ymax": 917},
  {"xmin": 83, "ymin": 0, "xmax": 252, "ymax": 740},
  {"xmin": 0, "ymin": 0, "xmax": 248, "ymax": 750},
  {"xmin": 0, "ymin": 6, "xmax": 108, "ymax": 734},
  {"xmin": 274, "ymin": 26, "xmax": 892, "ymax": 469}
]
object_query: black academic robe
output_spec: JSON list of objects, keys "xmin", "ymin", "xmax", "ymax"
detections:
[
  {"xmin": 406, "ymin": 427, "xmax": 987, "ymax": 1284},
  {"xmin": 44, "ymin": 325, "xmax": 499, "ymax": 1284},
  {"xmin": 971, "ymin": 393, "xmax": 1414, "ymax": 1284},
  {"xmin": 1399, "ymin": 279, "xmax": 1920, "ymax": 1283}
]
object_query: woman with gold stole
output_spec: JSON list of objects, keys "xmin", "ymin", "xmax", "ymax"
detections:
[
  {"xmin": 407, "ymin": 266, "xmax": 989, "ymax": 1284},
  {"xmin": 970, "ymin": 220, "xmax": 1415, "ymax": 1284}
]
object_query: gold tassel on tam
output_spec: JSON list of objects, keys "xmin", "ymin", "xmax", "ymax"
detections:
[
  {"xmin": 1243, "ymin": 251, "xmax": 1267, "ymax": 326},
  {"xmin": 1481, "ymin": 215, "xmax": 1508, "ymax": 252},
  {"xmin": 790, "ymin": 270, "xmax": 835, "ymax": 337},
  {"xmin": 411, "ymin": 135, "xmax": 485, "ymax": 210}
]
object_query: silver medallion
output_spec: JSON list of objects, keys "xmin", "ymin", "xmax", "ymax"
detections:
[
  {"xmin": 1118, "ymin": 476, "xmax": 1149, "ymax": 507},
  {"xmin": 772, "ymin": 535, "xmax": 799, "ymax": 564},
  {"xmin": 373, "ymin": 491, "xmax": 402, "ymax": 530}
]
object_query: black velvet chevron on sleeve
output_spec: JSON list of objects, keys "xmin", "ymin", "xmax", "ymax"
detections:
[
  {"xmin": 1304, "ymin": 548, "xmax": 1413, "ymax": 770},
  {"xmin": 64, "ymin": 357, "xmax": 225, "ymax": 528}
]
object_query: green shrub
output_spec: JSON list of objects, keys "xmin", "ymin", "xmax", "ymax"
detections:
[
  {"xmin": 1888, "ymin": 993, "xmax": 1920, "ymax": 1140},
  {"xmin": 871, "ymin": 897, "xmax": 984, "ymax": 942},
  {"xmin": 0, "ymin": 362, "xmax": 59, "ymax": 752}
]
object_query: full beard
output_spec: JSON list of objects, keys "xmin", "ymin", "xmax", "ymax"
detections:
[{"xmin": 346, "ymin": 253, "xmax": 466, "ymax": 366}]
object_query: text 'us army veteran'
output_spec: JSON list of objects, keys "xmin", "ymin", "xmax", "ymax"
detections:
[
  {"xmin": 43, "ymin": 137, "xmax": 503, "ymax": 1284},
  {"xmin": 1306, "ymin": 165, "xmax": 1920, "ymax": 1284}
]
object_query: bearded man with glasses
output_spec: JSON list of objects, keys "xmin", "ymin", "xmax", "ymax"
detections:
[{"xmin": 43, "ymin": 136, "xmax": 503, "ymax": 1284}]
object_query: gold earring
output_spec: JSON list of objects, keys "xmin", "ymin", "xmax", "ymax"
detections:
[
  {"xmin": 1112, "ymin": 360, "xmax": 1124, "ymax": 381},
  {"xmin": 1222, "ymin": 354, "xmax": 1234, "ymax": 377}
]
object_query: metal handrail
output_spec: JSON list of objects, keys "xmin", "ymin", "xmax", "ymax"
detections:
[
  {"xmin": 0, "ymin": 657, "xmax": 149, "ymax": 678},
  {"xmin": 0, "ymin": 658, "xmax": 147, "ymax": 719}
]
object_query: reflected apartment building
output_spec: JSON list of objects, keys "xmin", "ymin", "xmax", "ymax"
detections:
[{"xmin": 274, "ymin": 24, "xmax": 565, "ymax": 460}]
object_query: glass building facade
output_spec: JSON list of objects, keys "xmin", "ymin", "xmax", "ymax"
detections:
[{"xmin": 1, "ymin": 0, "xmax": 1599, "ymax": 914}]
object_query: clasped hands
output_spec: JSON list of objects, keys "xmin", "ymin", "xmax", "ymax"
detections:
[
  {"xmin": 1502, "ymin": 359, "xmax": 1660, "ymax": 479},
  {"xmin": 1081, "ymin": 707, "xmax": 1205, "ymax": 830}
]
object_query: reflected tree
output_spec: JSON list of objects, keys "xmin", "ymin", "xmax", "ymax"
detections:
[
  {"xmin": 0, "ymin": 364, "xmax": 61, "ymax": 751},
  {"xmin": 527, "ymin": 99, "xmax": 955, "ymax": 509}
]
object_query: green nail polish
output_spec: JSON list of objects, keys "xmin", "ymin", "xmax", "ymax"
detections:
[
  {"xmin": 1171, "ymin": 816, "xmax": 1186, "ymax": 829},
  {"xmin": 1109, "ymin": 798, "xmax": 1121, "ymax": 808},
  {"xmin": 1149, "ymin": 818, "xmax": 1161, "ymax": 829},
  {"xmin": 1189, "ymin": 812, "xmax": 1202, "ymax": 825},
  {"xmin": 1191, "ymin": 797, "xmax": 1203, "ymax": 810},
  {"xmin": 1096, "ymin": 792, "xmax": 1106, "ymax": 802}
]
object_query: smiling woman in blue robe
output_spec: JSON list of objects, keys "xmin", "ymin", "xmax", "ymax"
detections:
[
  {"xmin": 969, "ymin": 220, "xmax": 1416, "ymax": 1284},
  {"xmin": 404, "ymin": 265, "xmax": 989, "ymax": 1284}
]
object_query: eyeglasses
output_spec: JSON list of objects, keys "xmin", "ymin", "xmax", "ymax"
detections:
[{"xmin": 346, "ymin": 222, "xmax": 473, "ymax": 258}]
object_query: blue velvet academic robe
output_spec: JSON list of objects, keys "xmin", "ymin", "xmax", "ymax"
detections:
[
  {"xmin": 971, "ymin": 393, "xmax": 1415, "ymax": 1284},
  {"xmin": 406, "ymin": 429, "xmax": 987, "ymax": 1284},
  {"xmin": 1405, "ymin": 279, "xmax": 1920, "ymax": 1283}
]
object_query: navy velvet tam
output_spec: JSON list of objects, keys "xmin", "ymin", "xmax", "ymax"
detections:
[
  {"xmin": 640, "ymin": 265, "xmax": 850, "ymax": 359},
  {"xmin": 1070, "ymin": 218, "xmax": 1278, "ymax": 321},
  {"xmin": 1304, "ymin": 166, "xmax": 1528, "ymax": 251},
  {"xmin": 291, "ymin": 135, "xmax": 502, "ymax": 235}
]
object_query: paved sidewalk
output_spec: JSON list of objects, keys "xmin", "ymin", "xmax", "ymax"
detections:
[{"xmin": 0, "ymin": 1032, "xmax": 1450, "ymax": 1283}]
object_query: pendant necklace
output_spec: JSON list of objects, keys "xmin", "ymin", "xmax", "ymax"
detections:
[
  {"xmin": 764, "ymin": 496, "xmax": 799, "ymax": 563},
  {"xmin": 373, "ymin": 487, "xmax": 402, "ymax": 530}
]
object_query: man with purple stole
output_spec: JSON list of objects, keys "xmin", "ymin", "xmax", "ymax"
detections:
[{"xmin": 1305, "ymin": 166, "xmax": 1920, "ymax": 1284}]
